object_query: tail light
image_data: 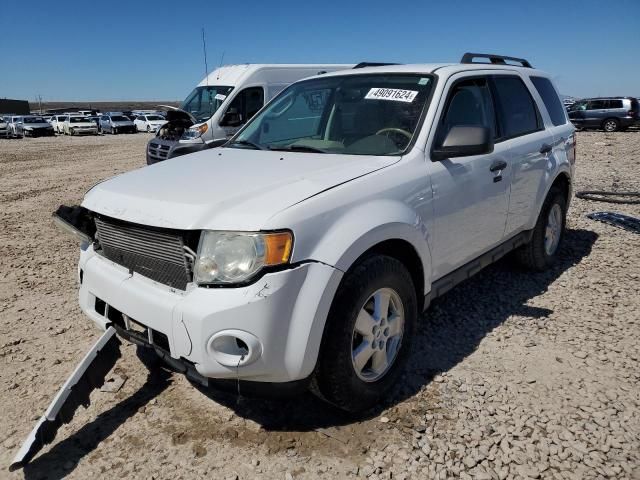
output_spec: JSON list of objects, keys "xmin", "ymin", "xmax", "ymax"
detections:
[
  {"xmin": 568, "ymin": 134, "xmax": 576, "ymax": 165},
  {"xmin": 628, "ymin": 110, "xmax": 636, "ymax": 117}
]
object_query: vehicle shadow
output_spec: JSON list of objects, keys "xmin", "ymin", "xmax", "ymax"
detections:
[
  {"xmin": 22, "ymin": 370, "xmax": 172, "ymax": 480},
  {"xmin": 192, "ymin": 227, "xmax": 598, "ymax": 429}
]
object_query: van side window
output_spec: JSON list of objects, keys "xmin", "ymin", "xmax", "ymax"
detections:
[
  {"xmin": 530, "ymin": 76, "xmax": 567, "ymax": 126},
  {"xmin": 608, "ymin": 100, "xmax": 623, "ymax": 109},
  {"xmin": 435, "ymin": 77, "xmax": 495, "ymax": 147},
  {"xmin": 223, "ymin": 87, "xmax": 264, "ymax": 125},
  {"xmin": 492, "ymin": 76, "xmax": 541, "ymax": 139}
]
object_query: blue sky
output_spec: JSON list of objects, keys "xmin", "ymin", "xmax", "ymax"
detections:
[{"xmin": 1, "ymin": 0, "xmax": 638, "ymax": 101}]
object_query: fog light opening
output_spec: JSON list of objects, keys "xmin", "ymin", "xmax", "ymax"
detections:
[{"xmin": 208, "ymin": 330, "xmax": 262, "ymax": 367}]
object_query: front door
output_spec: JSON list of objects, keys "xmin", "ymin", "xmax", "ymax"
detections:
[{"xmin": 428, "ymin": 75, "xmax": 510, "ymax": 280}]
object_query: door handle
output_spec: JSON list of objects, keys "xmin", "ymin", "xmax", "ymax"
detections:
[
  {"xmin": 489, "ymin": 160, "xmax": 507, "ymax": 172},
  {"xmin": 539, "ymin": 143, "xmax": 552, "ymax": 154}
]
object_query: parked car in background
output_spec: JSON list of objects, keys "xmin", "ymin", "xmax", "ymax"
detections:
[
  {"xmin": 6, "ymin": 116, "xmax": 24, "ymax": 138},
  {"xmin": 0, "ymin": 116, "xmax": 10, "ymax": 138},
  {"xmin": 147, "ymin": 63, "xmax": 352, "ymax": 164},
  {"xmin": 86, "ymin": 115, "xmax": 101, "ymax": 132},
  {"xmin": 21, "ymin": 116, "xmax": 55, "ymax": 137},
  {"xmin": 63, "ymin": 53, "xmax": 575, "ymax": 412},
  {"xmin": 134, "ymin": 114, "xmax": 167, "ymax": 132},
  {"xmin": 99, "ymin": 113, "xmax": 137, "ymax": 134},
  {"xmin": 63, "ymin": 115, "xmax": 99, "ymax": 135},
  {"xmin": 568, "ymin": 97, "xmax": 640, "ymax": 131},
  {"xmin": 50, "ymin": 115, "xmax": 69, "ymax": 134}
]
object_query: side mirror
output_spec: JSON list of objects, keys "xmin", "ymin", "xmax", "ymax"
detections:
[
  {"xmin": 220, "ymin": 111, "xmax": 243, "ymax": 127},
  {"xmin": 432, "ymin": 125, "xmax": 493, "ymax": 161}
]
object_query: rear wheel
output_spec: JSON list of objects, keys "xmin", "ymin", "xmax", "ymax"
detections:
[
  {"xmin": 314, "ymin": 255, "xmax": 417, "ymax": 412},
  {"xmin": 602, "ymin": 118, "xmax": 619, "ymax": 132},
  {"xmin": 515, "ymin": 187, "xmax": 567, "ymax": 271}
]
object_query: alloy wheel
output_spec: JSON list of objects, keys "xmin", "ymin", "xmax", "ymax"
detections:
[{"xmin": 351, "ymin": 287, "xmax": 405, "ymax": 382}]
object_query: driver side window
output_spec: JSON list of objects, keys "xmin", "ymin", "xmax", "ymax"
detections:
[
  {"xmin": 221, "ymin": 87, "xmax": 265, "ymax": 127},
  {"xmin": 436, "ymin": 78, "xmax": 495, "ymax": 148}
]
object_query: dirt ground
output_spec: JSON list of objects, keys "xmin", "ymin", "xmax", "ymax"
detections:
[{"xmin": 0, "ymin": 131, "xmax": 638, "ymax": 480}]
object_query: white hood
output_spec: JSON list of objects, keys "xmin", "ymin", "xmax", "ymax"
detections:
[{"xmin": 82, "ymin": 148, "xmax": 397, "ymax": 230}]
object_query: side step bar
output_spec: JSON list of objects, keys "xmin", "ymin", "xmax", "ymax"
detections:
[{"xmin": 9, "ymin": 327, "xmax": 121, "ymax": 471}]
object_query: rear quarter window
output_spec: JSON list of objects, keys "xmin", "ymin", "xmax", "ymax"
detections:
[{"xmin": 530, "ymin": 76, "xmax": 567, "ymax": 126}]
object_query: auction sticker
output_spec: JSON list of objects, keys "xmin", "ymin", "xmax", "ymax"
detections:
[
  {"xmin": 365, "ymin": 88, "xmax": 418, "ymax": 103},
  {"xmin": 214, "ymin": 93, "xmax": 227, "ymax": 101}
]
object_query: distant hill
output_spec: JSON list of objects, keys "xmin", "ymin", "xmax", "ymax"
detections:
[{"xmin": 32, "ymin": 100, "xmax": 181, "ymax": 113}]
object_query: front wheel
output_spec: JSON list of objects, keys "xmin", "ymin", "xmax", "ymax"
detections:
[
  {"xmin": 314, "ymin": 255, "xmax": 417, "ymax": 412},
  {"xmin": 515, "ymin": 187, "xmax": 567, "ymax": 271}
]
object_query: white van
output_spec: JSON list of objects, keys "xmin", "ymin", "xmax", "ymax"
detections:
[{"xmin": 146, "ymin": 64, "xmax": 352, "ymax": 164}]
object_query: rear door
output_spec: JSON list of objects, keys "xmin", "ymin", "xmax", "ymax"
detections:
[
  {"xmin": 490, "ymin": 75, "xmax": 555, "ymax": 235},
  {"xmin": 585, "ymin": 100, "xmax": 607, "ymax": 127},
  {"xmin": 428, "ymin": 74, "xmax": 511, "ymax": 279}
]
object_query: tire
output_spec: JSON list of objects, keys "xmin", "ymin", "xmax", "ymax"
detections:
[
  {"xmin": 602, "ymin": 118, "xmax": 619, "ymax": 132},
  {"xmin": 314, "ymin": 255, "xmax": 417, "ymax": 412},
  {"xmin": 515, "ymin": 187, "xmax": 567, "ymax": 271},
  {"xmin": 146, "ymin": 125, "xmax": 150, "ymax": 133}
]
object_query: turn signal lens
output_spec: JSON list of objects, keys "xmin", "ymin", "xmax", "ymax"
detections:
[{"xmin": 264, "ymin": 232, "xmax": 293, "ymax": 265}]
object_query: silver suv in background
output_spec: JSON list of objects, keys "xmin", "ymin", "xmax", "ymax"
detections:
[
  {"xmin": 568, "ymin": 97, "xmax": 640, "ymax": 131},
  {"xmin": 99, "ymin": 113, "xmax": 137, "ymax": 134}
]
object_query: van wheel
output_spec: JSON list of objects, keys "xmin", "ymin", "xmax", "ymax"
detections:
[
  {"xmin": 602, "ymin": 118, "xmax": 619, "ymax": 132},
  {"xmin": 314, "ymin": 255, "xmax": 417, "ymax": 412},
  {"xmin": 515, "ymin": 187, "xmax": 567, "ymax": 271}
]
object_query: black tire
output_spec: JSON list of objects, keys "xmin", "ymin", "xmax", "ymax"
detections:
[
  {"xmin": 515, "ymin": 187, "xmax": 567, "ymax": 271},
  {"xmin": 146, "ymin": 125, "xmax": 150, "ymax": 132},
  {"xmin": 602, "ymin": 118, "xmax": 619, "ymax": 132},
  {"xmin": 314, "ymin": 255, "xmax": 417, "ymax": 412}
]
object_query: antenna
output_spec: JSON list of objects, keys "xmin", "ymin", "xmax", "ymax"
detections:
[{"xmin": 201, "ymin": 28, "xmax": 209, "ymax": 86}]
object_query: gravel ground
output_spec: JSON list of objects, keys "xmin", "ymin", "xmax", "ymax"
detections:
[{"xmin": 0, "ymin": 131, "xmax": 638, "ymax": 480}]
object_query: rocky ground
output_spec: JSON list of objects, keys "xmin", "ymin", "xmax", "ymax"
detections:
[{"xmin": 0, "ymin": 130, "xmax": 638, "ymax": 480}]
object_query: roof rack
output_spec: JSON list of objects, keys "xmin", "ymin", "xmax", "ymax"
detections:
[
  {"xmin": 353, "ymin": 62, "xmax": 400, "ymax": 69},
  {"xmin": 460, "ymin": 53, "xmax": 533, "ymax": 68}
]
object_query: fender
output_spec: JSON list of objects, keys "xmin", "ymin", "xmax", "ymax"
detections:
[
  {"xmin": 526, "ymin": 163, "xmax": 573, "ymax": 230},
  {"xmin": 303, "ymin": 199, "xmax": 433, "ymax": 296}
]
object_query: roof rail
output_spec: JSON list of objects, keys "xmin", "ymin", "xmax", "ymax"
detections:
[
  {"xmin": 353, "ymin": 62, "xmax": 400, "ymax": 69},
  {"xmin": 460, "ymin": 52, "xmax": 533, "ymax": 68}
]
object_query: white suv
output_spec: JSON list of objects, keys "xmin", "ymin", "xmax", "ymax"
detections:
[{"xmin": 60, "ymin": 53, "xmax": 575, "ymax": 411}]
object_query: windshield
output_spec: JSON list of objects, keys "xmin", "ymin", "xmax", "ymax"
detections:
[
  {"xmin": 180, "ymin": 85, "xmax": 233, "ymax": 122},
  {"xmin": 232, "ymin": 74, "xmax": 434, "ymax": 156},
  {"xmin": 146, "ymin": 115, "xmax": 164, "ymax": 121},
  {"xmin": 70, "ymin": 116, "xmax": 88, "ymax": 123},
  {"xmin": 110, "ymin": 115, "xmax": 129, "ymax": 122},
  {"xmin": 24, "ymin": 117, "xmax": 45, "ymax": 123}
]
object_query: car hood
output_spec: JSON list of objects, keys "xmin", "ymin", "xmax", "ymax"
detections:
[
  {"xmin": 24, "ymin": 122, "xmax": 51, "ymax": 128},
  {"xmin": 70, "ymin": 122, "xmax": 96, "ymax": 127},
  {"xmin": 82, "ymin": 148, "xmax": 398, "ymax": 230},
  {"xmin": 111, "ymin": 120, "xmax": 134, "ymax": 126}
]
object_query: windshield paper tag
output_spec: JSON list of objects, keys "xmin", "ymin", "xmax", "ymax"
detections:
[
  {"xmin": 214, "ymin": 94, "xmax": 227, "ymax": 101},
  {"xmin": 365, "ymin": 88, "xmax": 418, "ymax": 103}
]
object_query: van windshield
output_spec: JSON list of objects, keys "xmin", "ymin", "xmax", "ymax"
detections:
[
  {"xmin": 231, "ymin": 74, "xmax": 434, "ymax": 156},
  {"xmin": 180, "ymin": 86, "xmax": 233, "ymax": 122}
]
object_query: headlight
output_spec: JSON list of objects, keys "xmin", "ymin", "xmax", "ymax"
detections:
[
  {"xmin": 194, "ymin": 231, "xmax": 293, "ymax": 285},
  {"xmin": 181, "ymin": 123, "xmax": 208, "ymax": 140}
]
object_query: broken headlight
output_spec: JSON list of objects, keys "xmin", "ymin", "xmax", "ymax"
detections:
[{"xmin": 194, "ymin": 231, "xmax": 292, "ymax": 285}]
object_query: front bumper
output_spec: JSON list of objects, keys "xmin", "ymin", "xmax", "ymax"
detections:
[
  {"xmin": 78, "ymin": 246, "xmax": 342, "ymax": 383},
  {"xmin": 113, "ymin": 125, "xmax": 137, "ymax": 134},
  {"xmin": 71, "ymin": 127, "xmax": 98, "ymax": 135},
  {"xmin": 25, "ymin": 128, "xmax": 55, "ymax": 137}
]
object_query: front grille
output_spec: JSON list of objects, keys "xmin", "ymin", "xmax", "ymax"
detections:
[
  {"xmin": 95, "ymin": 217, "xmax": 192, "ymax": 290},
  {"xmin": 148, "ymin": 142, "xmax": 171, "ymax": 160}
]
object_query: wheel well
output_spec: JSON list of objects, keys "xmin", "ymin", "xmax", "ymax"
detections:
[
  {"xmin": 551, "ymin": 172, "xmax": 571, "ymax": 203},
  {"xmin": 354, "ymin": 239, "xmax": 425, "ymax": 310},
  {"xmin": 601, "ymin": 117, "xmax": 619, "ymax": 126}
]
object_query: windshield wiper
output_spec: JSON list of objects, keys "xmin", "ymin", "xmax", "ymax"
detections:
[
  {"xmin": 268, "ymin": 145, "xmax": 328, "ymax": 153},
  {"xmin": 226, "ymin": 140, "xmax": 265, "ymax": 150}
]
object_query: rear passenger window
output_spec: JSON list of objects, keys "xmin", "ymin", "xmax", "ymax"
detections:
[
  {"xmin": 587, "ymin": 100, "xmax": 607, "ymax": 110},
  {"xmin": 608, "ymin": 100, "xmax": 623, "ymax": 109},
  {"xmin": 492, "ymin": 76, "xmax": 541, "ymax": 139},
  {"xmin": 530, "ymin": 77, "xmax": 567, "ymax": 126}
]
